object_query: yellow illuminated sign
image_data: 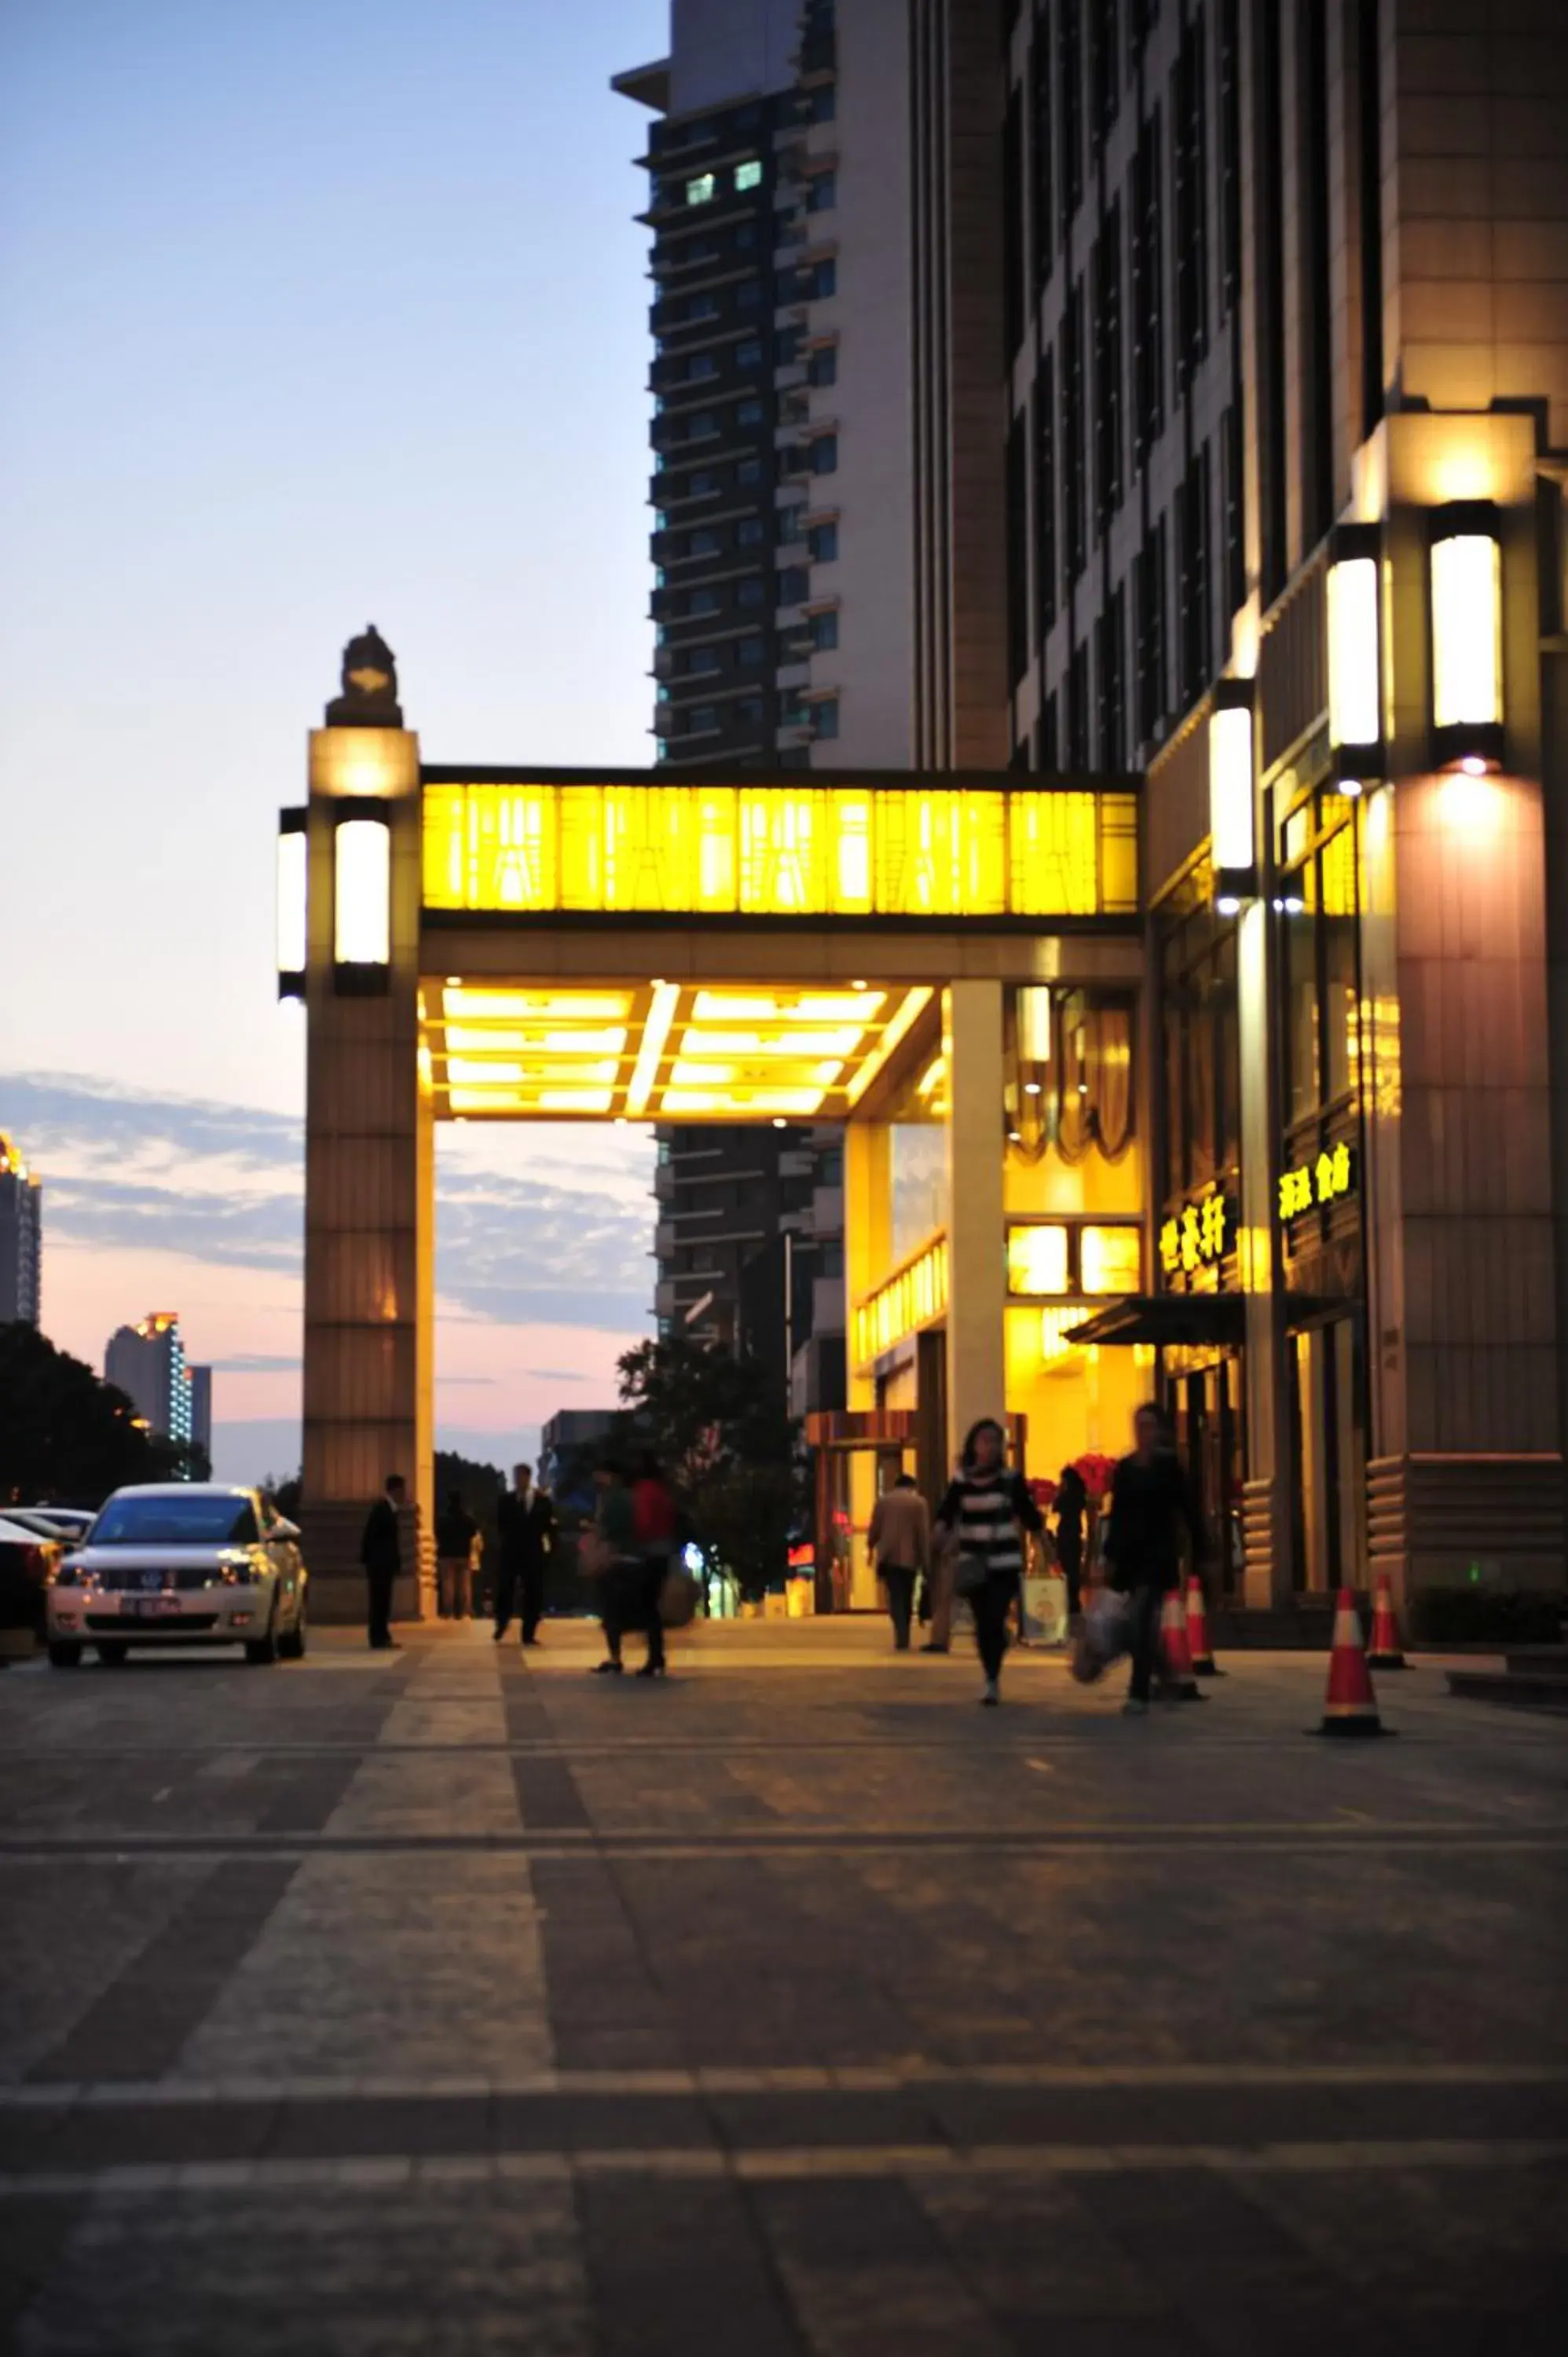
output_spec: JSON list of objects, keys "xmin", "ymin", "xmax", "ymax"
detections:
[
  {"xmin": 422, "ymin": 781, "xmax": 1138, "ymax": 919},
  {"xmin": 1278, "ymin": 1142, "xmax": 1355, "ymax": 1222},
  {"xmin": 853, "ymin": 1237, "xmax": 950, "ymax": 1368},
  {"xmin": 1006, "ymin": 1224, "xmax": 1070, "ymax": 1296},
  {"xmin": 1159, "ymin": 1186, "xmax": 1232, "ymax": 1277}
]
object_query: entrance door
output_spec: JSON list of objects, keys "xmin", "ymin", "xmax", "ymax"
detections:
[{"xmin": 1289, "ymin": 1315, "xmax": 1367, "ymax": 1595}]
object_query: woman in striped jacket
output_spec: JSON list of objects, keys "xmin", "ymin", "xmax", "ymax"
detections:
[{"xmin": 933, "ymin": 1418, "xmax": 1044, "ymax": 1706}]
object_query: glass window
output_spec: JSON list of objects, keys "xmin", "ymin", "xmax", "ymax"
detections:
[
  {"xmin": 1284, "ymin": 871, "xmax": 1320, "ymax": 1126},
  {"xmin": 687, "ymin": 587, "xmax": 721, "ymax": 615},
  {"xmin": 807, "ymin": 170, "xmax": 837, "ymax": 211},
  {"xmin": 737, "ymin": 695, "xmax": 764, "ymax": 727},
  {"xmin": 93, "ymin": 1494, "xmax": 259, "ymax": 1545},
  {"xmin": 738, "ymin": 577, "xmax": 765, "ymax": 607},
  {"xmin": 686, "ymin": 353, "xmax": 717, "ymax": 379},
  {"xmin": 811, "ymin": 435, "xmax": 838, "ymax": 475},
  {"xmin": 735, "ymin": 222, "xmax": 757, "ymax": 249},
  {"xmin": 738, "ymin": 635, "xmax": 765, "ymax": 665},
  {"xmin": 808, "ymin": 84, "xmax": 836, "ymax": 123},
  {"xmin": 690, "ymin": 412, "xmax": 718, "ymax": 438},
  {"xmin": 685, "ymin": 646, "xmax": 721, "ymax": 674},
  {"xmin": 1081, "ymin": 1226, "xmax": 1143, "ymax": 1294},
  {"xmin": 735, "ymin": 159, "xmax": 764, "ymax": 192},
  {"xmin": 807, "ymin": 346, "xmax": 837, "ymax": 387},
  {"xmin": 808, "ymin": 521, "xmax": 838, "ymax": 563},
  {"xmin": 688, "ymin": 529, "xmax": 722, "ymax": 556},
  {"xmin": 810, "ymin": 258, "xmax": 837, "ymax": 298},
  {"xmin": 685, "ymin": 173, "xmax": 716, "ymax": 204},
  {"xmin": 687, "ymin": 295, "xmax": 719, "ymax": 321},
  {"xmin": 775, "ymin": 328, "xmax": 802, "ymax": 364},
  {"xmin": 1008, "ymin": 1224, "xmax": 1070, "ymax": 1295},
  {"xmin": 689, "ymin": 705, "xmax": 719, "ymax": 733},
  {"xmin": 811, "ymin": 609, "xmax": 839, "ymax": 650},
  {"xmin": 737, "ymin": 339, "xmax": 762, "ymax": 368},
  {"xmin": 812, "ymin": 697, "xmax": 840, "ymax": 739},
  {"xmin": 737, "ymin": 516, "xmax": 764, "ymax": 544},
  {"xmin": 736, "ymin": 398, "xmax": 764, "ymax": 424},
  {"xmin": 736, "ymin": 456, "xmax": 762, "ymax": 485},
  {"xmin": 737, "ymin": 282, "xmax": 760, "ymax": 308},
  {"xmin": 778, "ymin": 566, "xmax": 809, "ymax": 603}
]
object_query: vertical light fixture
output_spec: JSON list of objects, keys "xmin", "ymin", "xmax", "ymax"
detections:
[
  {"xmin": 276, "ymin": 807, "xmax": 307, "ymax": 1000},
  {"xmin": 1325, "ymin": 521, "xmax": 1383, "ymax": 793},
  {"xmin": 1429, "ymin": 500, "xmax": 1503, "ymax": 772},
  {"xmin": 332, "ymin": 800, "xmax": 392, "ymax": 992},
  {"xmin": 1207, "ymin": 677, "xmax": 1256, "ymax": 915}
]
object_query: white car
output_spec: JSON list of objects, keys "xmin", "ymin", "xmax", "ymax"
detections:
[{"xmin": 46, "ymin": 1484, "xmax": 309, "ymax": 1669}]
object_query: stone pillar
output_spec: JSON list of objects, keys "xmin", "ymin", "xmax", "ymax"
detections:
[
  {"xmin": 1236, "ymin": 898, "xmax": 1291, "ymax": 1606},
  {"xmin": 299, "ymin": 708, "xmax": 428, "ymax": 1622},
  {"xmin": 842, "ymin": 1115, "xmax": 889, "ymax": 1415},
  {"xmin": 942, "ymin": 981, "xmax": 1006, "ymax": 1464}
]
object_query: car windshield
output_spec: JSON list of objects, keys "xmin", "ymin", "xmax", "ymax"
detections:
[{"xmin": 91, "ymin": 1496, "xmax": 258, "ymax": 1545}]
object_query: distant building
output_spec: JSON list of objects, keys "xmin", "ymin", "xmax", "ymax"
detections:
[
  {"xmin": 537, "ymin": 1408, "xmax": 617, "ymax": 1510},
  {"xmin": 104, "ymin": 1314, "xmax": 194, "ymax": 1446},
  {"xmin": 0, "ymin": 1133, "xmax": 42, "ymax": 1326},
  {"xmin": 189, "ymin": 1365, "xmax": 213, "ymax": 1461}
]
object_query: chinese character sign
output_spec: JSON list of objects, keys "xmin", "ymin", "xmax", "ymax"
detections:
[
  {"xmin": 1161, "ymin": 1185, "xmax": 1232, "ymax": 1277},
  {"xmin": 1278, "ymin": 1142, "xmax": 1356, "ymax": 1224}
]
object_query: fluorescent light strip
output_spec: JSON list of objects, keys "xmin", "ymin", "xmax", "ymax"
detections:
[
  {"xmin": 625, "ymin": 981, "xmax": 682, "ymax": 1118},
  {"xmin": 846, "ymin": 986, "xmax": 936, "ymax": 1109}
]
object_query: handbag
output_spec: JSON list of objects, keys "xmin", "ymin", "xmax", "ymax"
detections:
[
  {"xmin": 953, "ymin": 1552, "xmax": 990, "ymax": 1600},
  {"xmin": 577, "ymin": 1528, "xmax": 614, "ymax": 1581},
  {"xmin": 658, "ymin": 1566, "xmax": 698, "ymax": 1628}
]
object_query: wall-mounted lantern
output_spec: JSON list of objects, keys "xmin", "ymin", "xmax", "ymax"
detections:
[
  {"xmin": 1208, "ymin": 677, "xmax": 1256, "ymax": 915},
  {"xmin": 332, "ymin": 801, "xmax": 392, "ymax": 992},
  {"xmin": 276, "ymin": 808, "xmax": 307, "ymax": 1001},
  {"xmin": 1325, "ymin": 521, "xmax": 1383, "ymax": 794},
  {"xmin": 1430, "ymin": 500, "xmax": 1504, "ymax": 774}
]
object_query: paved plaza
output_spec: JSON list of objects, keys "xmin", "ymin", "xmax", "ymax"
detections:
[{"xmin": 0, "ymin": 1616, "xmax": 1563, "ymax": 2354}]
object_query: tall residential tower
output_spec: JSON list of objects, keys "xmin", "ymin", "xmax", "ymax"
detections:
[{"xmin": 0, "ymin": 1134, "xmax": 42, "ymax": 1327}]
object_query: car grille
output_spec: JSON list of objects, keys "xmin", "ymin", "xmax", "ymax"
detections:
[
  {"xmin": 85, "ymin": 1611, "xmax": 220, "ymax": 1632},
  {"xmin": 91, "ymin": 1566, "xmax": 231, "ymax": 1593}
]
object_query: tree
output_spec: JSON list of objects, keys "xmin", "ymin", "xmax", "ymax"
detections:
[
  {"xmin": 0, "ymin": 1321, "xmax": 187, "ymax": 1505},
  {"xmin": 616, "ymin": 1335, "xmax": 801, "ymax": 1600}
]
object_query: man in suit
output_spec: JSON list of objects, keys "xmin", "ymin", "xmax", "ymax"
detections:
[
  {"xmin": 494, "ymin": 1464, "xmax": 556, "ymax": 1647},
  {"xmin": 359, "ymin": 1473, "xmax": 405, "ymax": 1651}
]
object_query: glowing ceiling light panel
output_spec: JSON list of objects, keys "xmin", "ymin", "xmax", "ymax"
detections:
[
  {"xmin": 845, "ymin": 986, "xmax": 934, "ymax": 1109},
  {"xmin": 625, "ymin": 981, "xmax": 682, "ymax": 1118},
  {"xmin": 441, "ymin": 988, "xmax": 632, "ymax": 1021}
]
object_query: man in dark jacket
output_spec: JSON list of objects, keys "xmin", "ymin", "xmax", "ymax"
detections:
[
  {"xmin": 359, "ymin": 1473, "xmax": 405, "ymax": 1651},
  {"xmin": 1103, "ymin": 1406, "xmax": 1207, "ymax": 1714},
  {"xmin": 494, "ymin": 1464, "xmax": 556, "ymax": 1647}
]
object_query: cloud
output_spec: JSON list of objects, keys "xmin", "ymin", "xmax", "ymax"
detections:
[{"xmin": 2, "ymin": 1069, "xmax": 654, "ymax": 1332}]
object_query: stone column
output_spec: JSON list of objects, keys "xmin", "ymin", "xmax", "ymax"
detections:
[
  {"xmin": 942, "ymin": 981, "xmax": 1006, "ymax": 1464},
  {"xmin": 299, "ymin": 715, "xmax": 427, "ymax": 1622}
]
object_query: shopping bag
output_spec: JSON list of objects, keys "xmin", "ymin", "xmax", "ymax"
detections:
[
  {"xmin": 1070, "ymin": 1585, "xmax": 1130, "ymax": 1684},
  {"xmin": 953, "ymin": 1552, "xmax": 990, "ymax": 1599},
  {"xmin": 1024, "ymin": 1570, "xmax": 1069, "ymax": 1646},
  {"xmin": 658, "ymin": 1566, "xmax": 699, "ymax": 1628},
  {"xmin": 577, "ymin": 1529, "xmax": 614, "ymax": 1580}
]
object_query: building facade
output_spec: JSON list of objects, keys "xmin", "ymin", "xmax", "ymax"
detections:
[
  {"xmin": 104, "ymin": 1314, "xmax": 195, "ymax": 1447},
  {"xmin": 1002, "ymin": 0, "xmax": 1568, "ymax": 1604},
  {"xmin": 0, "ymin": 1134, "xmax": 42, "ymax": 1327}
]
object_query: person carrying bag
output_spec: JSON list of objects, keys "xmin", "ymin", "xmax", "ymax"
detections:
[{"xmin": 932, "ymin": 1418, "xmax": 1044, "ymax": 1707}]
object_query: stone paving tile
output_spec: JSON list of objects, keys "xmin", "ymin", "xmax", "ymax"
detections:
[
  {"xmin": 26, "ymin": 1861, "xmax": 299, "ymax": 2085},
  {"xmin": 573, "ymin": 2176, "xmax": 806, "ymax": 2357},
  {"xmin": 0, "ymin": 1863, "xmax": 212, "ymax": 2084}
]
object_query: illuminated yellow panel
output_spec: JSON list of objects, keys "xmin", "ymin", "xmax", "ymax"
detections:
[
  {"xmin": 537, "ymin": 1088, "xmax": 615, "ymax": 1113},
  {"xmin": 681, "ymin": 1028, "xmax": 864, "ymax": 1059},
  {"xmin": 852, "ymin": 1237, "xmax": 950, "ymax": 1368},
  {"xmin": 442, "ymin": 988, "xmax": 632, "ymax": 1020},
  {"xmin": 1006, "ymin": 1224, "xmax": 1070, "ymax": 1296},
  {"xmin": 1039, "ymin": 1307, "xmax": 1088, "ymax": 1367},
  {"xmin": 1081, "ymin": 1224, "xmax": 1142, "ymax": 1294},
  {"xmin": 423, "ymin": 784, "xmax": 1139, "ymax": 918}
]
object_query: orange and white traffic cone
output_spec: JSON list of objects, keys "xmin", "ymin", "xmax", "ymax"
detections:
[
  {"xmin": 1366, "ymin": 1574, "xmax": 1407, "ymax": 1670},
  {"xmin": 1313, "ymin": 1587, "xmax": 1391, "ymax": 1737},
  {"xmin": 1185, "ymin": 1574, "xmax": 1222, "ymax": 1676},
  {"xmin": 1159, "ymin": 1586, "xmax": 1204, "ymax": 1701}
]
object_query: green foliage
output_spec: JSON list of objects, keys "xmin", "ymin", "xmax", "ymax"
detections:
[
  {"xmin": 435, "ymin": 1447, "xmax": 506, "ymax": 1545},
  {"xmin": 1408, "ymin": 1586, "xmax": 1567, "ymax": 1646},
  {"xmin": 616, "ymin": 1335, "xmax": 801, "ymax": 1600},
  {"xmin": 0, "ymin": 1321, "xmax": 187, "ymax": 1506}
]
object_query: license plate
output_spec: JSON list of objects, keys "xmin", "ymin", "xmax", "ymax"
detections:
[{"xmin": 133, "ymin": 1596, "xmax": 181, "ymax": 1618}]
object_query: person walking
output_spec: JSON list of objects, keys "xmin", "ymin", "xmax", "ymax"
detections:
[
  {"xmin": 868, "ymin": 1472, "xmax": 929, "ymax": 1651},
  {"xmin": 359, "ymin": 1472, "xmax": 405, "ymax": 1651},
  {"xmin": 933, "ymin": 1420, "xmax": 1044, "ymax": 1706},
  {"xmin": 494, "ymin": 1464, "xmax": 555, "ymax": 1647},
  {"xmin": 589, "ymin": 1460, "xmax": 639, "ymax": 1675},
  {"xmin": 1052, "ymin": 1462, "xmax": 1088, "ymax": 1620},
  {"xmin": 1102, "ymin": 1404, "xmax": 1207, "ymax": 1717},
  {"xmin": 436, "ymin": 1488, "xmax": 478, "ymax": 1620},
  {"xmin": 629, "ymin": 1452, "xmax": 679, "ymax": 1678}
]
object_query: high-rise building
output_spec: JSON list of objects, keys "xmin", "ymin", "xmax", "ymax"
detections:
[
  {"xmin": 0, "ymin": 1134, "xmax": 42, "ymax": 1327},
  {"xmin": 189, "ymin": 1365, "xmax": 213, "ymax": 1463},
  {"xmin": 104, "ymin": 1314, "xmax": 194, "ymax": 1446},
  {"xmin": 617, "ymin": 0, "xmax": 1005, "ymax": 1406}
]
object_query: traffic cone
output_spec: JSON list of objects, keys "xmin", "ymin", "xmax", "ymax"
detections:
[
  {"xmin": 1158, "ymin": 1586, "xmax": 1204, "ymax": 1700},
  {"xmin": 1185, "ymin": 1574, "xmax": 1222, "ymax": 1675},
  {"xmin": 1366, "ymin": 1574, "xmax": 1407, "ymax": 1670},
  {"xmin": 1313, "ymin": 1587, "xmax": 1392, "ymax": 1738}
]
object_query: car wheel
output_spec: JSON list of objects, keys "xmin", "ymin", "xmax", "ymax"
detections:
[
  {"xmin": 96, "ymin": 1642, "xmax": 130, "ymax": 1666},
  {"xmin": 47, "ymin": 1641, "xmax": 82, "ymax": 1669},
  {"xmin": 244, "ymin": 1610, "xmax": 280, "ymax": 1666},
  {"xmin": 277, "ymin": 1600, "xmax": 307, "ymax": 1661}
]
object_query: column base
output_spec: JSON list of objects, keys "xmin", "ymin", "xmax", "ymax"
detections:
[
  {"xmin": 298, "ymin": 1501, "xmax": 434, "ymax": 1626},
  {"xmin": 1368, "ymin": 1454, "xmax": 1566, "ymax": 1604}
]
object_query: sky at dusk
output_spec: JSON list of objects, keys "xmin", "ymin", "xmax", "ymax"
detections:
[{"xmin": 0, "ymin": 0, "xmax": 669, "ymax": 1477}]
